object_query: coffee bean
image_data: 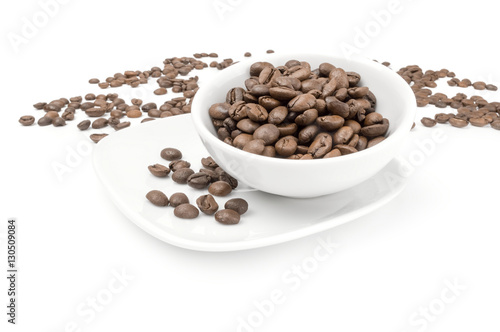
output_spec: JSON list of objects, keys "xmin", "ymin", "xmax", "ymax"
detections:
[
  {"xmin": 53, "ymin": 117, "xmax": 66, "ymax": 127},
  {"xmin": 187, "ymin": 172, "xmax": 212, "ymax": 189},
  {"xmin": 90, "ymin": 133, "xmax": 108, "ymax": 143},
  {"xmin": 336, "ymin": 144, "xmax": 357, "ymax": 155},
  {"xmin": 246, "ymin": 103, "xmax": 269, "ymax": 122},
  {"xmin": 86, "ymin": 108, "xmax": 105, "ymax": 117},
  {"xmin": 33, "ymin": 102, "xmax": 46, "ymax": 110},
  {"xmin": 295, "ymin": 109, "xmax": 318, "ymax": 126},
  {"xmin": 243, "ymin": 139, "xmax": 266, "ymax": 155},
  {"xmin": 288, "ymin": 94, "xmax": 316, "ymax": 112},
  {"xmin": 215, "ymin": 209, "xmax": 240, "ymax": 225},
  {"xmin": 218, "ymin": 171, "xmax": 239, "ymax": 189},
  {"xmin": 324, "ymin": 149, "xmax": 342, "ymax": 158},
  {"xmin": 244, "ymin": 52, "xmax": 252, "ymax": 57},
  {"xmin": 275, "ymin": 136, "xmax": 298, "ymax": 157},
  {"xmin": 253, "ymin": 124, "xmax": 280, "ymax": 145},
  {"xmin": 146, "ymin": 190, "xmax": 169, "ymax": 207},
  {"xmin": 115, "ymin": 122, "xmax": 130, "ymax": 130},
  {"xmin": 169, "ymin": 193, "xmax": 189, "ymax": 207},
  {"xmin": 169, "ymin": 160, "xmax": 191, "ymax": 171},
  {"xmin": 486, "ymin": 84, "xmax": 498, "ymax": 91},
  {"xmin": 77, "ymin": 120, "xmax": 91, "ymax": 130},
  {"xmin": 19, "ymin": 115, "xmax": 35, "ymax": 126},
  {"xmin": 208, "ymin": 181, "xmax": 232, "ymax": 197},
  {"xmin": 89, "ymin": 78, "xmax": 100, "ymax": 84},
  {"xmin": 333, "ymin": 126, "xmax": 354, "ymax": 145},
  {"xmin": 148, "ymin": 164, "xmax": 170, "ymax": 177},
  {"xmin": 92, "ymin": 118, "xmax": 108, "ymax": 129},
  {"xmin": 233, "ymin": 133, "xmax": 254, "ymax": 149},
  {"xmin": 491, "ymin": 120, "xmax": 500, "ymax": 130},
  {"xmin": 469, "ymin": 117, "xmax": 488, "ymax": 127},
  {"xmin": 201, "ymin": 156, "xmax": 218, "ymax": 169},
  {"xmin": 317, "ymin": 115, "xmax": 345, "ymax": 131},
  {"xmin": 161, "ymin": 148, "xmax": 182, "ymax": 161},
  {"xmin": 421, "ymin": 117, "xmax": 437, "ymax": 127},
  {"xmin": 196, "ymin": 195, "xmax": 219, "ymax": 215},
  {"xmin": 172, "ymin": 168, "xmax": 194, "ymax": 184},
  {"xmin": 174, "ymin": 204, "xmax": 199, "ymax": 219},
  {"xmin": 449, "ymin": 117, "xmax": 469, "ymax": 128},
  {"xmin": 308, "ymin": 133, "xmax": 333, "ymax": 158},
  {"xmin": 37, "ymin": 116, "xmax": 53, "ymax": 126},
  {"xmin": 200, "ymin": 168, "xmax": 219, "ymax": 182},
  {"xmin": 237, "ymin": 118, "xmax": 260, "ymax": 134},
  {"xmin": 224, "ymin": 198, "xmax": 248, "ymax": 215},
  {"xmin": 268, "ymin": 106, "xmax": 288, "ymax": 125}
]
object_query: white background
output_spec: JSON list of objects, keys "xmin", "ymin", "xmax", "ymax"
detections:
[{"xmin": 1, "ymin": 0, "xmax": 500, "ymax": 331}]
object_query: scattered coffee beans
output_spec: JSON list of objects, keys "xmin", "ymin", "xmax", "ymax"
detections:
[
  {"xmin": 169, "ymin": 193, "xmax": 190, "ymax": 207},
  {"xmin": 208, "ymin": 181, "xmax": 232, "ymax": 196},
  {"xmin": 19, "ymin": 115, "xmax": 35, "ymax": 126},
  {"xmin": 215, "ymin": 209, "xmax": 241, "ymax": 225},
  {"xmin": 161, "ymin": 148, "xmax": 182, "ymax": 161},
  {"xmin": 196, "ymin": 194, "xmax": 219, "ymax": 215},
  {"xmin": 174, "ymin": 203, "xmax": 199, "ymax": 219},
  {"xmin": 224, "ymin": 198, "xmax": 248, "ymax": 215},
  {"xmin": 148, "ymin": 164, "xmax": 170, "ymax": 177},
  {"xmin": 90, "ymin": 133, "xmax": 108, "ymax": 143}
]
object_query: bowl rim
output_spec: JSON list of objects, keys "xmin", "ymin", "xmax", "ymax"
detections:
[{"xmin": 191, "ymin": 52, "xmax": 416, "ymax": 165}]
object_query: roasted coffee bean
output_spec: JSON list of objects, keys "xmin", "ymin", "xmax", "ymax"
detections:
[
  {"xmin": 19, "ymin": 115, "xmax": 35, "ymax": 126},
  {"xmin": 174, "ymin": 204, "xmax": 199, "ymax": 219},
  {"xmin": 469, "ymin": 117, "xmax": 488, "ymax": 127},
  {"xmin": 77, "ymin": 120, "xmax": 91, "ymax": 130},
  {"xmin": 141, "ymin": 118, "xmax": 155, "ymax": 123},
  {"xmin": 325, "ymin": 96, "xmax": 349, "ymax": 118},
  {"xmin": 298, "ymin": 125, "xmax": 320, "ymax": 144},
  {"xmin": 53, "ymin": 117, "xmax": 66, "ymax": 127},
  {"xmin": 364, "ymin": 112, "xmax": 383, "ymax": 126},
  {"xmin": 237, "ymin": 118, "xmax": 260, "ymax": 134},
  {"xmin": 250, "ymin": 62, "xmax": 273, "ymax": 77},
  {"xmin": 435, "ymin": 113, "xmax": 452, "ymax": 124},
  {"xmin": 288, "ymin": 94, "xmax": 316, "ymax": 112},
  {"xmin": 268, "ymin": 106, "xmax": 288, "ymax": 125},
  {"xmin": 243, "ymin": 139, "xmax": 266, "ymax": 155},
  {"xmin": 253, "ymin": 124, "xmax": 280, "ymax": 145},
  {"xmin": 233, "ymin": 133, "xmax": 254, "ymax": 149},
  {"xmin": 449, "ymin": 117, "xmax": 469, "ymax": 128},
  {"xmin": 224, "ymin": 198, "xmax": 248, "ymax": 215},
  {"xmin": 275, "ymin": 136, "xmax": 298, "ymax": 157},
  {"xmin": 295, "ymin": 109, "xmax": 318, "ymax": 126},
  {"xmin": 360, "ymin": 119, "xmax": 389, "ymax": 137},
  {"xmin": 37, "ymin": 116, "xmax": 52, "ymax": 126},
  {"xmin": 90, "ymin": 133, "xmax": 108, "ymax": 143},
  {"xmin": 201, "ymin": 156, "xmax": 218, "ymax": 169},
  {"xmin": 262, "ymin": 146, "xmax": 276, "ymax": 157},
  {"xmin": 85, "ymin": 108, "xmax": 105, "ymax": 117},
  {"xmin": 127, "ymin": 109, "xmax": 142, "ymax": 118},
  {"xmin": 421, "ymin": 117, "xmax": 437, "ymax": 127},
  {"xmin": 491, "ymin": 120, "xmax": 500, "ymax": 130},
  {"xmin": 33, "ymin": 102, "xmax": 46, "ymax": 110},
  {"xmin": 486, "ymin": 84, "xmax": 498, "ymax": 91},
  {"xmin": 209, "ymin": 103, "xmax": 231, "ymax": 120},
  {"xmin": 172, "ymin": 168, "xmax": 195, "ymax": 184},
  {"xmin": 317, "ymin": 115, "xmax": 344, "ymax": 131},
  {"xmin": 324, "ymin": 149, "xmax": 342, "ymax": 158},
  {"xmin": 333, "ymin": 126, "xmax": 354, "ymax": 145},
  {"xmin": 335, "ymin": 144, "xmax": 358, "ymax": 155},
  {"xmin": 215, "ymin": 209, "xmax": 240, "ymax": 225},
  {"xmin": 148, "ymin": 164, "xmax": 170, "ymax": 177},
  {"xmin": 226, "ymin": 87, "xmax": 246, "ymax": 104},
  {"xmin": 115, "ymin": 121, "xmax": 131, "ymax": 130},
  {"xmin": 308, "ymin": 133, "xmax": 333, "ymax": 158},
  {"xmin": 169, "ymin": 193, "xmax": 189, "ymax": 207},
  {"xmin": 146, "ymin": 190, "xmax": 169, "ymax": 207},
  {"xmin": 208, "ymin": 181, "xmax": 232, "ymax": 197},
  {"xmin": 161, "ymin": 148, "xmax": 182, "ymax": 161},
  {"xmin": 269, "ymin": 87, "xmax": 301, "ymax": 101},
  {"xmin": 45, "ymin": 111, "xmax": 59, "ymax": 119},
  {"xmin": 92, "ymin": 118, "xmax": 108, "ymax": 129},
  {"xmin": 196, "ymin": 195, "xmax": 219, "ymax": 215},
  {"xmin": 277, "ymin": 123, "xmax": 298, "ymax": 137},
  {"xmin": 89, "ymin": 78, "xmax": 100, "ymax": 84},
  {"xmin": 169, "ymin": 160, "xmax": 191, "ymax": 171},
  {"xmin": 246, "ymin": 103, "xmax": 269, "ymax": 122},
  {"xmin": 187, "ymin": 172, "xmax": 212, "ymax": 189},
  {"xmin": 367, "ymin": 136, "xmax": 385, "ymax": 148}
]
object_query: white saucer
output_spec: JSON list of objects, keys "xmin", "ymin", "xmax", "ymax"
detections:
[{"xmin": 92, "ymin": 115, "xmax": 407, "ymax": 252}]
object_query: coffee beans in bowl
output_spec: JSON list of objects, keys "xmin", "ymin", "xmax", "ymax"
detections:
[{"xmin": 191, "ymin": 53, "xmax": 416, "ymax": 197}]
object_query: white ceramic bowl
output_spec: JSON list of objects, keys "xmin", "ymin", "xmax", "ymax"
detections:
[{"xmin": 191, "ymin": 53, "xmax": 416, "ymax": 198}]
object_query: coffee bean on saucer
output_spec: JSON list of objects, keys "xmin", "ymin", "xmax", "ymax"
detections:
[
  {"xmin": 148, "ymin": 164, "xmax": 170, "ymax": 177},
  {"xmin": 421, "ymin": 117, "xmax": 437, "ymax": 127},
  {"xmin": 224, "ymin": 198, "xmax": 248, "ymax": 215},
  {"xmin": 187, "ymin": 172, "xmax": 212, "ymax": 189},
  {"xmin": 169, "ymin": 193, "xmax": 189, "ymax": 207},
  {"xmin": 172, "ymin": 168, "xmax": 195, "ymax": 184},
  {"xmin": 215, "ymin": 209, "xmax": 240, "ymax": 225},
  {"xmin": 146, "ymin": 190, "xmax": 169, "ymax": 207},
  {"xmin": 208, "ymin": 181, "xmax": 232, "ymax": 197},
  {"xmin": 174, "ymin": 203, "xmax": 199, "ymax": 219},
  {"xmin": 161, "ymin": 148, "xmax": 182, "ymax": 161},
  {"xmin": 90, "ymin": 133, "xmax": 108, "ymax": 143},
  {"xmin": 169, "ymin": 160, "xmax": 191, "ymax": 171},
  {"xmin": 196, "ymin": 194, "xmax": 219, "ymax": 215}
]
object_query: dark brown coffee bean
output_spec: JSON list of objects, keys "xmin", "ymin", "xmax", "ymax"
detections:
[
  {"xmin": 317, "ymin": 115, "xmax": 344, "ymax": 131},
  {"xmin": 187, "ymin": 172, "xmax": 212, "ymax": 189},
  {"xmin": 308, "ymin": 133, "xmax": 333, "ymax": 158},
  {"xmin": 37, "ymin": 116, "xmax": 53, "ymax": 126},
  {"xmin": 196, "ymin": 195, "xmax": 219, "ymax": 215},
  {"xmin": 233, "ymin": 133, "xmax": 254, "ymax": 149},
  {"xmin": 92, "ymin": 118, "xmax": 108, "ymax": 129},
  {"xmin": 237, "ymin": 118, "xmax": 260, "ymax": 134},
  {"xmin": 201, "ymin": 156, "xmax": 218, "ymax": 169},
  {"xmin": 335, "ymin": 144, "xmax": 358, "ymax": 155},
  {"xmin": 169, "ymin": 160, "xmax": 191, "ymax": 172},
  {"xmin": 295, "ymin": 109, "xmax": 318, "ymax": 126},
  {"xmin": 90, "ymin": 133, "xmax": 108, "ymax": 143},
  {"xmin": 208, "ymin": 181, "xmax": 232, "ymax": 197},
  {"xmin": 200, "ymin": 168, "xmax": 219, "ymax": 182},
  {"xmin": 33, "ymin": 102, "xmax": 46, "ymax": 110},
  {"xmin": 225, "ymin": 198, "xmax": 248, "ymax": 215},
  {"xmin": 19, "ymin": 115, "xmax": 35, "ymax": 126},
  {"xmin": 53, "ymin": 117, "xmax": 66, "ymax": 127},
  {"xmin": 172, "ymin": 168, "xmax": 194, "ymax": 184},
  {"xmin": 472, "ymin": 81, "xmax": 486, "ymax": 90},
  {"xmin": 77, "ymin": 120, "xmax": 91, "ymax": 130},
  {"xmin": 360, "ymin": 119, "xmax": 389, "ymax": 137},
  {"xmin": 253, "ymin": 124, "xmax": 280, "ymax": 145},
  {"xmin": 250, "ymin": 62, "xmax": 273, "ymax": 77},
  {"xmin": 364, "ymin": 112, "xmax": 383, "ymax": 126},
  {"xmin": 226, "ymin": 87, "xmax": 246, "ymax": 104},
  {"xmin": 288, "ymin": 94, "xmax": 316, "ymax": 112},
  {"xmin": 174, "ymin": 204, "xmax": 199, "ymax": 219},
  {"xmin": 169, "ymin": 193, "xmax": 189, "ymax": 207},
  {"xmin": 146, "ymin": 190, "xmax": 169, "ymax": 207},
  {"xmin": 333, "ymin": 126, "xmax": 354, "ymax": 145},
  {"xmin": 421, "ymin": 117, "xmax": 437, "ymax": 127},
  {"xmin": 298, "ymin": 124, "xmax": 320, "ymax": 145},
  {"xmin": 161, "ymin": 148, "xmax": 182, "ymax": 161},
  {"xmin": 244, "ymin": 52, "xmax": 252, "ymax": 57},
  {"xmin": 215, "ymin": 209, "xmax": 240, "ymax": 225},
  {"xmin": 344, "ymin": 120, "xmax": 361, "ymax": 134},
  {"xmin": 209, "ymin": 103, "xmax": 231, "ymax": 120},
  {"xmin": 141, "ymin": 118, "xmax": 155, "ymax": 123},
  {"xmin": 268, "ymin": 106, "xmax": 288, "ymax": 125},
  {"xmin": 246, "ymin": 103, "xmax": 269, "ymax": 122},
  {"xmin": 115, "ymin": 122, "xmax": 131, "ymax": 130},
  {"xmin": 275, "ymin": 136, "xmax": 298, "ymax": 157},
  {"xmin": 491, "ymin": 120, "xmax": 500, "ymax": 130},
  {"xmin": 469, "ymin": 117, "xmax": 488, "ymax": 127},
  {"xmin": 325, "ymin": 96, "xmax": 349, "ymax": 118},
  {"xmin": 449, "ymin": 117, "xmax": 469, "ymax": 128},
  {"xmin": 86, "ymin": 108, "xmax": 105, "ymax": 117},
  {"xmin": 323, "ymin": 149, "xmax": 342, "ymax": 158},
  {"xmin": 258, "ymin": 67, "xmax": 281, "ymax": 85},
  {"xmin": 486, "ymin": 84, "xmax": 498, "ymax": 91},
  {"xmin": 269, "ymin": 87, "xmax": 301, "ymax": 101},
  {"xmin": 148, "ymin": 164, "xmax": 170, "ymax": 177},
  {"xmin": 243, "ymin": 139, "xmax": 266, "ymax": 155},
  {"xmin": 434, "ymin": 113, "xmax": 451, "ymax": 124}
]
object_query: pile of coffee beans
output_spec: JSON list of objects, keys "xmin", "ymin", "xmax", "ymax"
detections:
[
  {"xmin": 145, "ymin": 147, "xmax": 248, "ymax": 224},
  {"xmin": 395, "ymin": 64, "xmax": 500, "ymax": 130},
  {"xmin": 209, "ymin": 60, "xmax": 388, "ymax": 159}
]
